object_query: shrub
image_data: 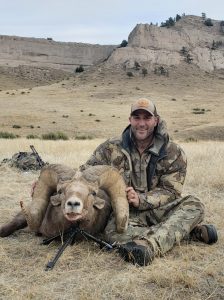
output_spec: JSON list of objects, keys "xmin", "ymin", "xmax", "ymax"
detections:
[
  {"xmin": 204, "ymin": 18, "xmax": 213, "ymax": 26},
  {"xmin": 0, "ymin": 131, "xmax": 17, "ymax": 139},
  {"xmin": 185, "ymin": 137, "xmax": 198, "ymax": 142},
  {"xmin": 176, "ymin": 14, "xmax": 181, "ymax": 21},
  {"xmin": 220, "ymin": 21, "xmax": 224, "ymax": 33},
  {"xmin": 12, "ymin": 125, "xmax": 21, "ymax": 129},
  {"xmin": 26, "ymin": 134, "xmax": 39, "ymax": 139},
  {"xmin": 180, "ymin": 46, "xmax": 188, "ymax": 55},
  {"xmin": 75, "ymin": 65, "xmax": 84, "ymax": 73},
  {"xmin": 192, "ymin": 108, "xmax": 205, "ymax": 114},
  {"xmin": 120, "ymin": 40, "xmax": 128, "ymax": 47},
  {"xmin": 185, "ymin": 53, "xmax": 193, "ymax": 64},
  {"xmin": 126, "ymin": 71, "xmax": 134, "ymax": 78},
  {"xmin": 142, "ymin": 68, "xmax": 148, "ymax": 77},
  {"xmin": 41, "ymin": 132, "xmax": 69, "ymax": 140},
  {"xmin": 161, "ymin": 17, "xmax": 175, "ymax": 28},
  {"xmin": 134, "ymin": 61, "xmax": 141, "ymax": 70},
  {"xmin": 212, "ymin": 40, "xmax": 223, "ymax": 49},
  {"xmin": 201, "ymin": 13, "xmax": 206, "ymax": 20},
  {"xmin": 154, "ymin": 66, "xmax": 169, "ymax": 76},
  {"xmin": 75, "ymin": 135, "xmax": 93, "ymax": 140}
]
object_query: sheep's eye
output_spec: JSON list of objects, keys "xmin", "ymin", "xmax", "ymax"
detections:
[
  {"xmin": 58, "ymin": 189, "xmax": 63, "ymax": 195},
  {"xmin": 91, "ymin": 191, "xmax": 96, "ymax": 196}
]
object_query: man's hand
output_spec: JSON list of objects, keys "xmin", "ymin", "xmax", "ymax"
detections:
[{"xmin": 126, "ymin": 187, "xmax": 140, "ymax": 208}]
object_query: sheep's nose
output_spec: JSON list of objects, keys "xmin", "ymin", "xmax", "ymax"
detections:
[{"xmin": 67, "ymin": 201, "xmax": 80, "ymax": 207}]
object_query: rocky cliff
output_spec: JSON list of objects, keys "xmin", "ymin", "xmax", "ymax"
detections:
[
  {"xmin": 1, "ymin": 16, "xmax": 224, "ymax": 73},
  {"xmin": 0, "ymin": 35, "xmax": 116, "ymax": 72},
  {"xmin": 107, "ymin": 16, "xmax": 224, "ymax": 71}
]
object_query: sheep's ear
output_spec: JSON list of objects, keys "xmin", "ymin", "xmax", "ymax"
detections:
[
  {"xmin": 50, "ymin": 194, "xmax": 62, "ymax": 206},
  {"xmin": 93, "ymin": 197, "xmax": 105, "ymax": 210}
]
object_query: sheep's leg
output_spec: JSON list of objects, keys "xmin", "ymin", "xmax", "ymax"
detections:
[{"xmin": 0, "ymin": 212, "xmax": 27, "ymax": 237}]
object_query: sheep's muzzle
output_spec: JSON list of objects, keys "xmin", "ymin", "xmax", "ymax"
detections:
[{"xmin": 63, "ymin": 209, "xmax": 88, "ymax": 222}]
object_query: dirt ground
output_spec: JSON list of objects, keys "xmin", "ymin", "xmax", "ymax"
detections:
[{"xmin": 0, "ymin": 63, "xmax": 224, "ymax": 142}]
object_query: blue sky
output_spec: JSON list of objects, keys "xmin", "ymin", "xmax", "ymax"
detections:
[{"xmin": 0, "ymin": 0, "xmax": 223, "ymax": 44}]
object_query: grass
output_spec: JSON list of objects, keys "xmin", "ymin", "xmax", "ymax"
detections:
[
  {"xmin": 75, "ymin": 134, "xmax": 94, "ymax": 140},
  {"xmin": 0, "ymin": 139, "xmax": 223, "ymax": 299},
  {"xmin": 0, "ymin": 131, "xmax": 18, "ymax": 139},
  {"xmin": 41, "ymin": 132, "xmax": 69, "ymax": 140},
  {"xmin": 26, "ymin": 134, "xmax": 39, "ymax": 139}
]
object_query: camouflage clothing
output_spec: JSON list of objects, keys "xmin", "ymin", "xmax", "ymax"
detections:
[
  {"xmin": 1, "ymin": 152, "xmax": 43, "ymax": 171},
  {"xmin": 81, "ymin": 119, "xmax": 205, "ymax": 255}
]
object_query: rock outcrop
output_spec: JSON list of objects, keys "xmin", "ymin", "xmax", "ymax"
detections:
[
  {"xmin": 1, "ymin": 16, "xmax": 224, "ymax": 73},
  {"xmin": 0, "ymin": 35, "xmax": 116, "ymax": 72},
  {"xmin": 107, "ymin": 16, "xmax": 224, "ymax": 71}
]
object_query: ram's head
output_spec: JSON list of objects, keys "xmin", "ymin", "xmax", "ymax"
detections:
[{"xmin": 21, "ymin": 165, "xmax": 129, "ymax": 234}]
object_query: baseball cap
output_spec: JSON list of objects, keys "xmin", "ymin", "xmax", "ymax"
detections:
[{"xmin": 131, "ymin": 98, "xmax": 157, "ymax": 116}]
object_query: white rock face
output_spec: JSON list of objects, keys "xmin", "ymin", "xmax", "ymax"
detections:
[
  {"xmin": 1, "ymin": 16, "xmax": 223, "ymax": 72},
  {"xmin": 0, "ymin": 35, "xmax": 116, "ymax": 72},
  {"xmin": 107, "ymin": 16, "xmax": 224, "ymax": 71}
]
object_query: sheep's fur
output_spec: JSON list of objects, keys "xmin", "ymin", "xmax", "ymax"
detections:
[{"xmin": 0, "ymin": 164, "xmax": 129, "ymax": 238}]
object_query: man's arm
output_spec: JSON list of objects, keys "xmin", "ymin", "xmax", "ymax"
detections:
[{"xmin": 138, "ymin": 143, "xmax": 187, "ymax": 210}]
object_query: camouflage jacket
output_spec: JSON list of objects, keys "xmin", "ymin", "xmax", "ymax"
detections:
[{"xmin": 80, "ymin": 119, "xmax": 187, "ymax": 218}]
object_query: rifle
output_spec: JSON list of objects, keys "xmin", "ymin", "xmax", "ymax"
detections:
[
  {"xmin": 42, "ymin": 225, "xmax": 115, "ymax": 271},
  {"xmin": 30, "ymin": 145, "xmax": 45, "ymax": 168}
]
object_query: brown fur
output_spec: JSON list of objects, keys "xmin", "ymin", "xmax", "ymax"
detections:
[{"xmin": 0, "ymin": 164, "xmax": 128, "ymax": 238}]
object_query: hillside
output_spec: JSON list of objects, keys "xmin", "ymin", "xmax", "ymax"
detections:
[
  {"xmin": 108, "ymin": 15, "xmax": 224, "ymax": 71},
  {"xmin": 0, "ymin": 15, "xmax": 224, "ymax": 76},
  {"xmin": 0, "ymin": 35, "xmax": 116, "ymax": 72},
  {"xmin": 0, "ymin": 14, "xmax": 224, "ymax": 142},
  {"xmin": 0, "ymin": 62, "xmax": 224, "ymax": 142}
]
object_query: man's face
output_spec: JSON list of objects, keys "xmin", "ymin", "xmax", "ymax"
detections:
[{"xmin": 129, "ymin": 110, "xmax": 159, "ymax": 142}]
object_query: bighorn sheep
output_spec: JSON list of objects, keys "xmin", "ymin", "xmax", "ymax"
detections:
[{"xmin": 0, "ymin": 164, "xmax": 129, "ymax": 238}]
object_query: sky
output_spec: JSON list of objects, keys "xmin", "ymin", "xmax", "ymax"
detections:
[{"xmin": 0, "ymin": 0, "xmax": 223, "ymax": 45}]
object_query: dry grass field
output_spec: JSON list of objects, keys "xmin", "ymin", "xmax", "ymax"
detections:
[
  {"xmin": 0, "ymin": 139, "xmax": 223, "ymax": 300},
  {"xmin": 0, "ymin": 63, "xmax": 224, "ymax": 141},
  {"xmin": 0, "ymin": 64, "xmax": 224, "ymax": 299}
]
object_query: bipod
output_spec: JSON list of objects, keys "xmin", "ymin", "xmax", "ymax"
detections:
[
  {"xmin": 43, "ymin": 225, "xmax": 115, "ymax": 271},
  {"xmin": 44, "ymin": 226, "xmax": 79, "ymax": 271}
]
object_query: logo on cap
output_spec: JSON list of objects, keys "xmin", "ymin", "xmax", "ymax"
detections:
[{"xmin": 136, "ymin": 99, "xmax": 150, "ymax": 108}]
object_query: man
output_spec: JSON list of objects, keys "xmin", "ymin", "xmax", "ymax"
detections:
[{"xmin": 80, "ymin": 98, "xmax": 218, "ymax": 266}]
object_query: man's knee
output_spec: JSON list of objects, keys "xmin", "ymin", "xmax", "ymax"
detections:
[{"xmin": 180, "ymin": 195, "xmax": 205, "ymax": 222}]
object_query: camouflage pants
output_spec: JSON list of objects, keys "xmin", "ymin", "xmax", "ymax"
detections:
[{"xmin": 104, "ymin": 195, "xmax": 205, "ymax": 255}]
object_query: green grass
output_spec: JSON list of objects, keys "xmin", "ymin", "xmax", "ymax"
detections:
[
  {"xmin": 0, "ymin": 131, "xmax": 18, "ymax": 139},
  {"xmin": 26, "ymin": 134, "xmax": 39, "ymax": 139},
  {"xmin": 75, "ymin": 135, "xmax": 94, "ymax": 140},
  {"xmin": 41, "ymin": 132, "xmax": 69, "ymax": 140}
]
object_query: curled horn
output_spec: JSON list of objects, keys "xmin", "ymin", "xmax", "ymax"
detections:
[
  {"xmin": 21, "ymin": 164, "xmax": 76, "ymax": 231},
  {"xmin": 83, "ymin": 165, "xmax": 129, "ymax": 233}
]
